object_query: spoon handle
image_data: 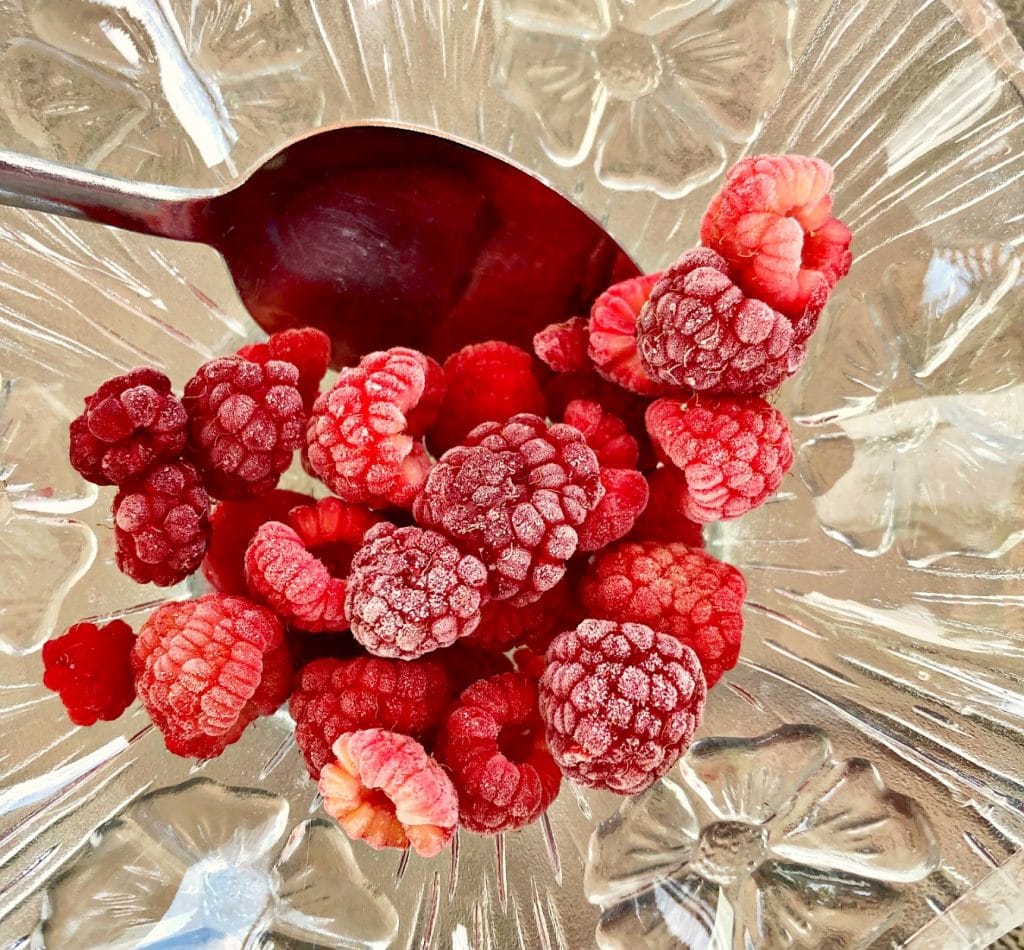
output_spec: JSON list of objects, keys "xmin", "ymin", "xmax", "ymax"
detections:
[{"xmin": 0, "ymin": 150, "xmax": 219, "ymax": 242}]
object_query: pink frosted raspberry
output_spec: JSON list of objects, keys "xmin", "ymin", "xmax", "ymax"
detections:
[
  {"xmin": 318, "ymin": 729, "xmax": 458, "ymax": 857},
  {"xmin": 579, "ymin": 542, "xmax": 745, "ymax": 687},
  {"xmin": 540, "ymin": 619, "xmax": 706, "ymax": 794},
  {"xmin": 562, "ymin": 399, "xmax": 639, "ymax": 468},
  {"xmin": 577, "ymin": 467, "xmax": 649, "ymax": 553},
  {"xmin": 630, "ymin": 467, "xmax": 705, "ymax": 547},
  {"xmin": 533, "ymin": 317, "xmax": 591, "ymax": 374},
  {"xmin": 645, "ymin": 395, "xmax": 793, "ymax": 522},
  {"xmin": 344, "ymin": 523, "xmax": 489, "ymax": 658},
  {"xmin": 305, "ymin": 347, "xmax": 437, "ymax": 509},
  {"xmin": 414, "ymin": 413, "xmax": 603, "ymax": 604}
]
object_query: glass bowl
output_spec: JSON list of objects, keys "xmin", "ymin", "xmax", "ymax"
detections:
[{"xmin": 1, "ymin": 0, "xmax": 1023, "ymax": 947}]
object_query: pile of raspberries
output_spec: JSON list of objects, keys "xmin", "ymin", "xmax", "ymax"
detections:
[{"xmin": 46, "ymin": 154, "xmax": 851, "ymax": 857}]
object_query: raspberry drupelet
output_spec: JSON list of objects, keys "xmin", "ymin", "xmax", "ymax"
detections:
[
  {"xmin": 561, "ymin": 399, "xmax": 640, "ymax": 469},
  {"xmin": 414, "ymin": 413, "xmax": 603, "ymax": 604},
  {"xmin": 576, "ymin": 467, "xmax": 649, "ymax": 553},
  {"xmin": 237, "ymin": 326, "xmax": 332, "ymax": 409},
  {"xmin": 69, "ymin": 368, "xmax": 187, "ymax": 486}
]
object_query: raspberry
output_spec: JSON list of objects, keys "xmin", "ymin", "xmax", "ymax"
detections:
[
  {"xmin": 645, "ymin": 396, "xmax": 793, "ymax": 522},
  {"xmin": 540, "ymin": 620, "xmax": 706, "ymax": 794},
  {"xmin": 513, "ymin": 646, "xmax": 547, "ymax": 681},
  {"xmin": 700, "ymin": 154, "xmax": 852, "ymax": 320},
  {"xmin": 588, "ymin": 272, "xmax": 668, "ymax": 396},
  {"xmin": 579, "ymin": 542, "xmax": 745, "ymax": 687},
  {"xmin": 69, "ymin": 368, "xmax": 187, "ymax": 486},
  {"xmin": 436, "ymin": 673, "xmax": 561, "ymax": 834},
  {"xmin": 414, "ymin": 414, "xmax": 603, "ymax": 604},
  {"xmin": 427, "ymin": 341, "xmax": 547, "ymax": 455},
  {"xmin": 290, "ymin": 656, "xmax": 451, "ymax": 778},
  {"xmin": 42, "ymin": 620, "xmax": 136, "ymax": 726},
  {"xmin": 433, "ymin": 642, "xmax": 515, "ymax": 694},
  {"xmin": 561, "ymin": 400, "xmax": 639, "ymax": 469},
  {"xmin": 238, "ymin": 327, "xmax": 332, "ymax": 409},
  {"xmin": 533, "ymin": 317, "xmax": 591, "ymax": 374},
  {"xmin": 202, "ymin": 489, "xmax": 314, "ymax": 594},
  {"xmin": 132, "ymin": 594, "xmax": 287, "ymax": 758},
  {"xmin": 637, "ymin": 249, "xmax": 805, "ymax": 395},
  {"xmin": 319, "ymin": 729, "xmax": 458, "ymax": 857},
  {"xmin": 113, "ymin": 461, "xmax": 211, "ymax": 587},
  {"xmin": 344, "ymin": 523, "xmax": 489, "ymax": 658},
  {"xmin": 466, "ymin": 573, "xmax": 580, "ymax": 653},
  {"xmin": 306, "ymin": 348, "xmax": 436, "ymax": 509},
  {"xmin": 184, "ymin": 356, "xmax": 305, "ymax": 499},
  {"xmin": 577, "ymin": 468, "xmax": 649, "ymax": 553},
  {"xmin": 630, "ymin": 467, "xmax": 704, "ymax": 547}
]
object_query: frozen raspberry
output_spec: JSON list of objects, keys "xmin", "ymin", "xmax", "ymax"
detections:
[
  {"xmin": 42, "ymin": 619, "xmax": 136, "ymax": 726},
  {"xmin": 540, "ymin": 619, "xmax": 706, "ymax": 794},
  {"xmin": 433, "ymin": 642, "xmax": 515, "ymax": 694},
  {"xmin": 306, "ymin": 347, "xmax": 436, "ymax": 509},
  {"xmin": 202, "ymin": 489, "xmax": 314, "ymax": 594},
  {"xmin": 426, "ymin": 341, "xmax": 547, "ymax": 455},
  {"xmin": 700, "ymin": 154, "xmax": 852, "ymax": 320},
  {"xmin": 466, "ymin": 573, "xmax": 580, "ymax": 653},
  {"xmin": 238, "ymin": 326, "xmax": 332, "ymax": 409},
  {"xmin": 562, "ymin": 399, "xmax": 639, "ymax": 468},
  {"xmin": 290, "ymin": 656, "xmax": 451, "ymax": 778},
  {"xmin": 630, "ymin": 467, "xmax": 704, "ymax": 547},
  {"xmin": 345, "ymin": 523, "xmax": 489, "ymax": 658},
  {"xmin": 319, "ymin": 729, "xmax": 458, "ymax": 857},
  {"xmin": 637, "ymin": 248, "xmax": 805, "ymax": 395},
  {"xmin": 184, "ymin": 356, "xmax": 305, "ymax": 499},
  {"xmin": 113, "ymin": 461, "xmax": 211, "ymax": 587},
  {"xmin": 533, "ymin": 317, "xmax": 591, "ymax": 374},
  {"xmin": 415, "ymin": 414, "xmax": 603, "ymax": 604},
  {"xmin": 646, "ymin": 396, "xmax": 793, "ymax": 523},
  {"xmin": 589, "ymin": 272, "xmax": 669, "ymax": 396},
  {"xmin": 437, "ymin": 673, "xmax": 561, "ymax": 834},
  {"xmin": 132, "ymin": 594, "xmax": 287, "ymax": 758},
  {"xmin": 577, "ymin": 468, "xmax": 649, "ymax": 553},
  {"xmin": 579, "ymin": 542, "xmax": 745, "ymax": 687},
  {"xmin": 69, "ymin": 368, "xmax": 187, "ymax": 486}
]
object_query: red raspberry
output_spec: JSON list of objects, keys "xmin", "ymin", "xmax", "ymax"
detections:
[
  {"xmin": 436, "ymin": 673, "xmax": 561, "ymax": 834},
  {"xmin": 202, "ymin": 489, "xmax": 314, "ymax": 594},
  {"xmin": 69, "ymin": 368, "xmax": 187, "ymax": 486},
  {"xmin": 513, "ymin": 646, "xmax": 547, "ymax": 681},
  {"xmin": 306, "ymin": 348, "xmax": 436, "ymax": 509},
  {"xmin": 42, "ymin": 619, "xmax": 136, "ymax": 726},
  {"xmin": 427, "ymin": 341, "xmax": 547, "ymax": 455},
  {"xmin": 344, "ymin": 523, "xmax": 489, "ymax": 658},
  {"xmin": 646, "ymin": 396, "xmax": 793, "ymax": 523},
  {"xmin": 562, "ymin": 399, "xmax": 639, "ymax": 468},
  {"xmin": 579, "ymin": 542, "xmax": 745, "ymax": 687},
  {"xmin": 700, "ymin": 154, "xmax": 852, "ymax": 320},
  {"xmin": 577, "ymin": 468, "xmax": 649, "ymax": 553},
  {"xmin": 540, "ymin": 619, "xmax": 706, "ymax": 794},
  {"xmin": 184, "ymin": 356, "xmax": 305, "ymax": 499},
  {"xmin": 588, "ymin": 272, "xmax": 669, "ymax": 396},
  {"xmin": 319, "ymin": 729, "xmax": 458, "ymax": 856},
  {"xmin": 132, "ymin": 594, "xmax": 288, "ymax": 758},
  {"xmin": 466, "ymin": 573, "xmax": 580, "ymax": 653},
  {"xmin": 533, "ymin": 317, "xmax": 591, "ymax": 374},
  {"xmin": 113, "ymin": 461, "xmax": 211, "ymax": 587},
  {"xmin": 433, "ymin": 642, "xmax": 515, "ymax": 694},
  {"xmin": 414, "ymin": 414, "xmax": 603, "ymax": 604},
  {"xmin": 637, "ymin": 249, "xmax": 805, "ymax": 395},
  {"xmin": 238, "ymin": 327, "xmax": 332, "ymax": 409},
  {"xmin": 289, "ymin": 655, "xmax": 452, "ymax": 778},
  {"xmin": 630, "ymin": 467, "xmax": 704, "ymax": 547}
]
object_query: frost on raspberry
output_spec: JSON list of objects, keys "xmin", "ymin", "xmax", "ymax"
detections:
[
  {"xmin": 427, "ymin": 341, "xmax": 547, "ymax": 455},
  {"xmin": 319, "ymin": 729, "xmax": 458, "ymax": 857},
  {"xmin": 113, "ymin": 460, "xmax": 211, "ymax": 587},
  {"xmin": 436, "ymin": 673, "xmax": 561, "ymax": 834},
  {"xmin": 630, "ymin": 467, "xmax": 704, "ymax": 548},
  {"xmin": 577, "ymin": 467, "xmax": 649, "ymax": 553},
  {"xmin": 344, "ymin": 523, "xmax": 489, "ymax": 658},
  {"xmin": 414, "ymin": 413, "xmax": 603, "ymax": 604},
  {"xmin": 132, "ymin": 594, "xmax": 290, "ymax": 758},
  {"xmin": 646, "ymin": 395, "xmax": 793, "ymax": 523},
  {"xmin": 238, "ymin": 326, "xmax": 332, "ymax": 409},
  {"xmin": 69, "ymin": 368, "xmax": 187, "ymax": 486},
  {"xmin": 533, "ymin": 317, "xmax": 591, "ymax": 374},
  {"xmin": 306, "ymin": 347, "xmax": 438, "ymax": 509},
  {"xmin": 700, "ymin": 154, "xmax": 852, "ymax": 320},
  {"xmin": 580, "ymin": 542, "xmax": 745, "ymax": 687},
  {"xmin": 184, "ymin": 355, "xmax": 306, "ymax": 499},
  {"xmin": 540, "ymin": 619, "xmax": 706, "ymax": 794},
  {"xmin": 290, "ymin": 656, "xmax": 451, "ymax": 778},
  {"xmin": 42, "ymin": 620, "xmax": 136, "ymax": 726}
]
